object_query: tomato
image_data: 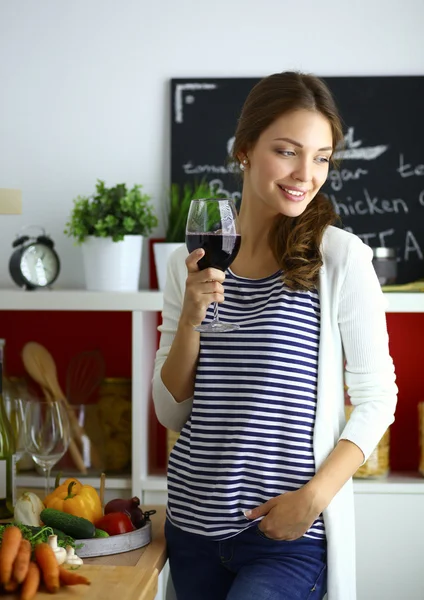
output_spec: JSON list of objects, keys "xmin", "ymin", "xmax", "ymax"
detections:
[{"xmin": 94, "ymin": 512, "xmax": 135, "ymax": 536}]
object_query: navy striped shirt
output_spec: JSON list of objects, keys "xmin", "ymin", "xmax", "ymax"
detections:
[{"xmin": 167, "ymin": 268, "xmax": 325, "ymax": 541}]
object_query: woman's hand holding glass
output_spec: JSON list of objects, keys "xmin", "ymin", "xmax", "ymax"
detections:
[
  {"xmin": 181, "ymin": 249, "xmax": 227, "ymax": 330},
  {"xmin": 185, "ymin": 198, "xmax": 241, "ymax": 332}
]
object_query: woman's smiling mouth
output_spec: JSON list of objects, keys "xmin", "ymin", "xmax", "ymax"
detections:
[{"xmin": 277, "ymin": 184, "xmax": 308, "ymax": 202}]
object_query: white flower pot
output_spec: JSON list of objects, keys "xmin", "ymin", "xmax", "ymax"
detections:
[
  {"xmin": 82, "ymin": 235, "xmax": 143, "ymax": 291},
  {"xmin": 153, "ymin": 242, "xmax": 184, "ymax": 291}
]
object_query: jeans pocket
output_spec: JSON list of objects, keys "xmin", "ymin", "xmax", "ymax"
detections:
[{"xmin": 255, "ymin": 524, "xmax": 281, "ymax": 542}]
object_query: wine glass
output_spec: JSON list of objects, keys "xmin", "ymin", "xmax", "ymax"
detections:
[
  {"xmin": 24, "ymin": 399, "xmax": 71, "ymax": 497},
  {"xmin": 186, "ymin": 198, "xmax": 241, "ymax": 332},
  {"xmin": 4, "ymin": 396, "xmax": 27, "ymax": 463}
]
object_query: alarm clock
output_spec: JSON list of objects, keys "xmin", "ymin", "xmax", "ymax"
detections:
[{"xmin": 9, "ymin": 226, "xmax": 61, "ymax": 290}]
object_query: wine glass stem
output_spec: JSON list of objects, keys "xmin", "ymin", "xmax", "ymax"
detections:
[
  {"xmin": 45, "ymin": 466, "xmax": 52, "ymax": 498},
  {"xmin": 213, "ymin": 302, "xmax": 219, "ymax": 323}
]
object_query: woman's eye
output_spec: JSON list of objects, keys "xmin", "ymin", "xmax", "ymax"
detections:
[
  {"xmin": 316, "ymin": 156, "xmax": 330, "ymax": 164},
  {"xmin": 276, "ymin": 150, "xmax": 295, "ymax": 157}
]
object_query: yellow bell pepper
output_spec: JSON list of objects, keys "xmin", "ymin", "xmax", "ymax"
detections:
[
  {"xmin": 45, "ymin": 477, "xmax": 83, "ymax": 502},
  {"xmin": 44, "ymin": 479, "xmax": 103, "ymax": 523}
]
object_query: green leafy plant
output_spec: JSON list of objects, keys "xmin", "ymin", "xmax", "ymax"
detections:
[
  {"xmin": 165, "ymin": 179, "xmax": 227, "ymax": 243},
  {"xmin": 64, "ymin": 179, "xmax": 158, "ymax": 244}
]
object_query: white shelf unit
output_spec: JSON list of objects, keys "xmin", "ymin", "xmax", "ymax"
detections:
[
  {"xmin": 384, "ymin": 292, "xmax": 424, "ymax": 312},
  {"xmin": 0, "ymin": 289, "xmax": 163, "ymax": 503},
  {"xmin": 16, "ymin": 473, "xmax": 132, "ymax": 491},
  {"xmin": 1, "ymin": 289, "xmax": 423, "ymax": 502},
  {"xmin": 0, "ymin": 289, "xmax": 163, "ymax": 312}
]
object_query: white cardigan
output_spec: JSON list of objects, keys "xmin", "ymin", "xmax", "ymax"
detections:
[{"xmin": 152, "ymin": 225, "xmax": 398, "ymax": 600}]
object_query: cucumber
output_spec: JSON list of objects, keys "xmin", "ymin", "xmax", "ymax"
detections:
[
  {"xmin": 94, "ymin": 528, "xmax": 109, "ymax": 538},
  {"xmin": 40, "ymin": 509, "xmax": 95, "ymax": 539}
]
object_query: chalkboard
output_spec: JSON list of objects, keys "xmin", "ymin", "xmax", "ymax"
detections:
[{"xmin": 171, "ymin": 77, "xmax": 424, "ymax": 284}]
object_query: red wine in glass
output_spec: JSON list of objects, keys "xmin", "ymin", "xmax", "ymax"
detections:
[
  {"xmin": 185, "ymin": 233, "xmax": 241, "ymax": 271},
  {"xmin": 186, "ymin": 198, "xmax": 241, "ymax": 333}
]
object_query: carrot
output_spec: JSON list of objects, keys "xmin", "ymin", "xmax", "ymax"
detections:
[
  {"xmin": 0, "ymin": 525, "xmax": 23, "ymax": 584},
  {"xmin": 13, "ymin": 539, "xmax": 32, "ymax": 584},
  {"xmin": 34, "ymin": 542, "xmax": 59, "ymax": 594},
  {"xmin": 58, "ymin": 566, "xmax": 91, "ymax": 586},
  {"xmin": 3, "ymin": 577, "xmax": 18, "ymax": 591},
  {"xmin": 20, "ymin": 562, "xmax": 41, "ymax": 600}
]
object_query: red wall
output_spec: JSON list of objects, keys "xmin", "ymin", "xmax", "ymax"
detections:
[{"xmin": 386, "ymin": 313, "xmax": 424, "ymax": 471}]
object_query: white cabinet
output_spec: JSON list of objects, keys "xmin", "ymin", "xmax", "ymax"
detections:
[
  {"xmin": 354, "ymin": 475, "xmax": 424, "ymax": 600},
  {"xmin": 0, "ymin": 289, "xmax": 162, "ymax": 499}
]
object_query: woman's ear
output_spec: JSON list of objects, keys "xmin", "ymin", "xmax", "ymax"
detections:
[{"xmin": 238, "ymin": 155, "xmax": 250, "ymax": 171}]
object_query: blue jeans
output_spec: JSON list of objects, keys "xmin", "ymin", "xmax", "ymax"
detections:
[{"xmin": 165, "ymin": 519, "xmax": 327, "ymax": 600}]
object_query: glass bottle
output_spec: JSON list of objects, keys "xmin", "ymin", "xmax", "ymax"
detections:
[{"xmin": 0, "ymin": 339, "xmax": 17, "ymax": 518}]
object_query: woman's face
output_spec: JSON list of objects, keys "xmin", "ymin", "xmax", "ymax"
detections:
[{"xmin": 242, "ymin": 109, "xmax": 333, "ymax": 218}]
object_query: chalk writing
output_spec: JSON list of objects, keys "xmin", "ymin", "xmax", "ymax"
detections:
[
  {"xmin": 344, "ymin": 227, "xmax": 423, "ymax": 262},
  {"xmin": 182, "ymin": 162, "xmax": 237, "ymax": 175},
  {"xmin": 397, "ymin": 154, "xmax": 424, "ymax": 178},
  {"xmin": 328, "ymin": 168, "xmax": 368, "ymax": 191},
  {"xmin": 183, "ymin": 136, "xmax": 239, "ymax": 174},
  {"xmin": 328, "ymin": 189, "xmax": 408, "ymax": 217},
  {"xmin": 334, "ymin": 127, "xmax": 388, "ymax": 161},
  {"xmin": 174, "ymin": 83, "xmax": 217, "ymax": 124},
  {"xmin": 404, "ymin": 231, "xmax": 423, "ymax": 260},
  {"xmin": 209, "ymin": 179, "xmax": 241, "ymax": 204}
]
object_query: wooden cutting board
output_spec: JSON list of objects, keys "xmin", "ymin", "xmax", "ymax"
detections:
[
  {"xmin": 14, "ymin": 564, "xmax": 159, "ymax": 600},
  {"xmin": 1, "ymin": 505, "xmax": 167, "ymax": 600}
]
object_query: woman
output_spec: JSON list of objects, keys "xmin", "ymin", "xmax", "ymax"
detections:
[{"xmin": 152, "ymin": 71, "xmax": 397, "ymax": 600}]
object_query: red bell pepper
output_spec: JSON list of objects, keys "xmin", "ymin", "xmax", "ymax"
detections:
[{"xmin": 94, "ymin": 512, "xmax": 135, "ymax": 536}]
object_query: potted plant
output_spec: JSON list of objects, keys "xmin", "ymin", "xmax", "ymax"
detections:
[
  {"xmin": 65, "ymin": 179, "xmax": 158, "ymax": 291},
  {"xmin": 153, "ymin": 179, "xmax": 225, "ymax": 290}
]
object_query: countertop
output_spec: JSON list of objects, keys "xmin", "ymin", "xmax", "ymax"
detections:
[{"xmin": 2, "ymin": 505, "xmax": 167, "ymax": 600}]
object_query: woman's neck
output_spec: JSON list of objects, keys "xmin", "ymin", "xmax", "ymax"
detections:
[{"xmin": 231, "ymin": 198, "xmax": 280, "ymax": 279}]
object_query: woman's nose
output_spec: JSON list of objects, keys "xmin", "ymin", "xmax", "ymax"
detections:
[{"xmin": 292, "ymin": 160, "xmax": 312, "ymax": 183}]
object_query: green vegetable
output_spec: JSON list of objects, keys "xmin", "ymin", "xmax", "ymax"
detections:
[
  {"xmin": 0, "ymin": 522, "xmax": 76, "ymax": 551},
  {"xmin": 94, "ymin": 528, "xmax": 109, "ymax": 538},
  {"xmin": 40, "ymin": 508, "xmax": 95, "ymax": 539}
]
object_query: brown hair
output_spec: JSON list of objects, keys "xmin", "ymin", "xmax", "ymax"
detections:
[{"xmin": 231, "ymin": 71, "xmax": 344, "ymax": 290}]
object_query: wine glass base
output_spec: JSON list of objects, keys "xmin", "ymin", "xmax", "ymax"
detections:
[{"xmin": 194, "ymin": 321, "xmax": 240, "ymax": 333}]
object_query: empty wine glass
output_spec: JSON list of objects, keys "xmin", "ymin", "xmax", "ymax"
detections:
[
  {"xmin": 186, "ymin": 198, "xmax": 241, "ymax": 332},
  {"xmin": 24, "ymin": 399, "xmax": 71, "ymax": 497}
]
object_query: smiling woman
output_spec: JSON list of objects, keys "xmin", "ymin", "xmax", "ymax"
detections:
[
  {"xmin": 153, "ymin": 71, "xmax": 397, "ymax": 600},
  {"xmin": 242, "ymin": 111, "xmax": 333, "ymax": 217}
]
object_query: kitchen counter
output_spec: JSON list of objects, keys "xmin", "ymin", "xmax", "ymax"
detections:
[{"xmin": 2, "ymin": 505, "xmax": 167, "ymax": 600}]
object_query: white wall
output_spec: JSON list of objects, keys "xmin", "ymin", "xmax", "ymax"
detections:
[{"xmin": 0, "ymin": 0, "xmax": 423, "ymax": 288}]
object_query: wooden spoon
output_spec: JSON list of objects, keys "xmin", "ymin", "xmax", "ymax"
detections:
[{"xmin": 99, "ymin": 472, "xmax": 106, "ymax": 512}]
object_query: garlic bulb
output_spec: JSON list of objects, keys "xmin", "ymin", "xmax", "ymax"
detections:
[
  {"xmin": 65, "ymin": 545, "xmax": 83, "ymax": 566},
  {"xmin": 14, "ymin": 492, "xmax": 45, "ymax": 527},
  {"xmin": 48, "ymin": 535, "xmax": 67, "ymax": 565}
]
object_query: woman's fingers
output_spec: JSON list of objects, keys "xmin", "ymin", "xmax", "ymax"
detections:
[
  {"xmin": 185, "ymin": 249, "xmax": 205, "ymax": 273},
  {"xmin": 181, "ymin": 251, "xmax": 226, "ymax": 327},
  {"xmin": 185, "ymin": 251, "xmax": 225, "ymax": 284},
  {"xmin": 198, "ymin": 280, "xmax": 225, "ymax": 297}
]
